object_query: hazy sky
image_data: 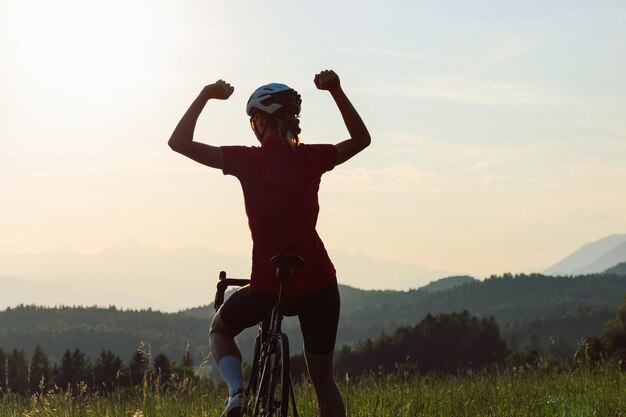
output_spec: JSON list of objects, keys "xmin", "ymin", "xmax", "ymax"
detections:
[{"xmin": 2, "ymin": 0, "xmax": 626, "ymax": 280}]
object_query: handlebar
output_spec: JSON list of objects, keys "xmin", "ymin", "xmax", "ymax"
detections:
[
  {"xmin": 213, "ymin": 271, "xmax": 250, "ymax": 312},
  {"xmin": 213, "ymin": 255, "xmax": 304, "ymax": 312}
]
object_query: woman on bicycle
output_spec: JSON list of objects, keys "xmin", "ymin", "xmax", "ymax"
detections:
[{"xmin": 169, "ymin": 70, "xmax": 370, "ymax": 417}]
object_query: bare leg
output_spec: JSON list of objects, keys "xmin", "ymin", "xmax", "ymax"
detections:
[
  {"xmin": 305, "ymin": 350, "xmax": 346, "ymax": 417},
  {"xmin": 210, "ymin": 309, "xmax": 246, "ymax": 400},
  {"xmin": 210, "ymin": 310, "xmax": 241, "ymax": 361}
]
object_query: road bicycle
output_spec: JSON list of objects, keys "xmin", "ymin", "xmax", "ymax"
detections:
[{"xmin": 214, "ymin": 254, "xmax": 303, "ymax": 417}]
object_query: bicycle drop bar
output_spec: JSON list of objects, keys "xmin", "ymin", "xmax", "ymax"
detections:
[{"xmin": 213, "ymin": 272, "xmax": 251, "ymax": 312}]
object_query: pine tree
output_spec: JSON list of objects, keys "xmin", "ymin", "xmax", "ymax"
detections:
[
  {"xmin": 154, "ymin": 353, "xmax": 171, "ymax": 386},
  {"xmin": 57, "ymin": 348, "xmax": 90, "ymax": 391},
  {"xmin": 7, "ymin": 348, "xmax": 29, "ymax": 394},
  {"xmin": 0, "ymin": 348, "xmax": 6, "ymax": 392},
  {"xmin": 602, "ymin": 294, "xmax": 626, "ymax": 364},
  {"xmin": 93, "ymin": 350, "xmax": 123, "ymax": 392},
  {"xmin": 128, "ymin": 350, "xmax": 148, "ymax": 386},
  {"xmin": 30, "ymin": 344, "xmax": 50, "ymax": 393}
]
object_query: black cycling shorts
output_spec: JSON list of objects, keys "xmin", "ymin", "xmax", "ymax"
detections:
[{"xmin": 218, "ymin": 279, "xmax": 340, "ymax": 355}]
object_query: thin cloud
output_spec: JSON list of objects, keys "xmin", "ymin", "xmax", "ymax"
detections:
[
  {"xmin": 366, "ymin": 74, "xmax": 622, "ymax": 106},
  {"xmin": 589, "ymin": 0, "xmax": 619, "ymax": 5},
  {"xmin": 328, "ymin": 165, "xmax": 446, "ymax": 190},
  {"xmin": 576, "ymin": 120, "xmax": 626, "ymax": 137},
  {"xmin": 403, "ymin": 80, "xmax": 568, "ymax": 105},
  {"xmin": 485, "ymin": 37, "xmax": 541, "ymax": 64},
  {"xmin": 467, "ymin": 160, "xmax": 499, "ymax": 172},
  {"xmin": 362, "ymin": 47, "xmax": 466, "ymax": 65},
  {"xmin": 480, "ymin": 174, "xmax": 511, "ymax": 184}
]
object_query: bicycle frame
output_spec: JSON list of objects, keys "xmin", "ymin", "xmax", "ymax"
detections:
[{"xmin": 214, "ymin": 261, "xmax": 300, "ymax": 417}]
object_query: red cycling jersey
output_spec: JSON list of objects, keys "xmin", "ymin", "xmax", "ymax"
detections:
[{"xmin": 221, "ymin": 134, "xmax": 338, "ymax": 295}]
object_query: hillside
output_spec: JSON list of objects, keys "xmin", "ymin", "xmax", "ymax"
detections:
[
  {"xmin": 573, "ymin": 242, "xmax": 626, "ymax": 275},
  {"xmin": 1, "ymin": 272, "xmax": 625, "ymax": 371},
  {"xmin": 544, "ymin": 234, "xmax": 626, "ymax": 275},
  {"xmin": 419, "ymin": 275, "xmax": 476, "ymax": 293},
  {"xmin": 605, "ymin": 262, "xmax": 626, "ymax": 275}
]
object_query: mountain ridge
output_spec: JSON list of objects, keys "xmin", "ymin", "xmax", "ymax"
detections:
[
  {"xmin": 0, "ymin": 241, "xmax": 456, "ymax": 311},
  {"xmin": 544, "ymin": 233, "xmax": 626, "ymax": 275},
  {"xmin": 573, "ymin": 241, "xmax": 626, "ymax": 275},
  {"xmin": 418, "ymin": 275, "xmax": 476, "ymax": 293}
]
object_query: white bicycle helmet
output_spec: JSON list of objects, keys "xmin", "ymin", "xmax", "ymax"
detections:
[{"xmin": 246, "ymin": 83, "xmax": 301, "ymax": 116}]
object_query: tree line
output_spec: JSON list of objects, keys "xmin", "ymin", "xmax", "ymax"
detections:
[
  {"xmin": 2, "ymin": 294, "xmax": 626, "ymax": 397},
  {"xmin": 0, "ymin": 342, "xmax": 198, "ymax": 396},
  {"xmin": 0, "ymin": 305, "xmax": 209, "ymax": 367},
  {"xmin": 292, "ymin": 294, "xmax": 626, "ymax": 378},
  {"xmin": 333, "ymin": 311, "xmax": 508, "ymax": 376},
  {"xmin": 2, "ymin": 271, "xmax": 626, "ymax": 367}
]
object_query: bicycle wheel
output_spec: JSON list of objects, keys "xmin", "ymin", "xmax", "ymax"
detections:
[
  {"xmin": 245, "ymin": 334, "xmax": 261, "ymax": 403},
  {"xmin": 253, "ymin": 334, "xmax": 292, "ymax": 417},
  {"xmin": 250, "ymin": 337, "xmax": 273, "ymax": 417}
]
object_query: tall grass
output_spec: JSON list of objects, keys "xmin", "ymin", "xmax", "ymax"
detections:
[
  {"xmin": 334, "ymin": 366, "xmax": 625, "ymax": 417},
  {"xmin": 1, "ymin": 366, "xmax": 624, "ymax": 416}
]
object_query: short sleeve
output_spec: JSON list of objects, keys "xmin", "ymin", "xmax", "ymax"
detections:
[
  {"xmin": 221, "ymin": 146, "xmax": 257, "ymax": 178},
  {"xmin": 306, "ymin": 144, "xmax": 338, "ymax": 174}
]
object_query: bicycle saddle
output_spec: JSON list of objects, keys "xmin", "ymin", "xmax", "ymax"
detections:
[{"xmin": 271, "ymin": 254, "xmax": 304, "ymax": 278}]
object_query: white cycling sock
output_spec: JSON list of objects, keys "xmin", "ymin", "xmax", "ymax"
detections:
[{"xmin": 217, "ymin": 355, "xmax": 244, "ymax": 397}]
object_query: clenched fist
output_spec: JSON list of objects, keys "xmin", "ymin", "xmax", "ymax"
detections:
[
  {"xmin": 203, "ymin": 80, "xmax": 234, "ymax": 100},
  {"xmin": 314, "ymin": 70, "xmax": 341, "ymax": 92}
]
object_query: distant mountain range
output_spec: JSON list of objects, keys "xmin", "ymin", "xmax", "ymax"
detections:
[
  {"xmin": 0, "ymin": 241, "xmax": 455, "ymax": 311},
  {"xmin": 543, "ymin": 234, "xmax": 626, "ymax": 276},
  {"xmin": 3, "ymin": 233, "xmax": 626, "ymax": 311}
]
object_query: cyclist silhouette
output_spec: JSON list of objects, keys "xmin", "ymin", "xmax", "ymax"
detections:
[{"xmin": 169, "ymin": 70, "xmax": 370, "ymax": 417}]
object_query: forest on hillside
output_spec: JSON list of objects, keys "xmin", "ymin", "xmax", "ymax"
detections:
[
  {"xmin": 1, "ymin": 270, "xmax": 625, "ymax": 372},
  {"xmin": 2, "ymin": 297, "xmax": 626, "ymax": 396},
  {"xmin": 0, "ymin": 310, "xmax": 511, "ymax": 395}
]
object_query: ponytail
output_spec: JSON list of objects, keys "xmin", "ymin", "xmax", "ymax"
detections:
[
  {"xmin": 279, "ymin": 114, "xmax": 300, "ymax": 153},
  {"xmin": 268, "ymin": 112, "xmax": 300, "ymax": 154}
]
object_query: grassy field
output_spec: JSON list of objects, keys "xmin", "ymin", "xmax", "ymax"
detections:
[{"xmin": 1, "ymin": 366, "xmax": 624, "ymax": 417}]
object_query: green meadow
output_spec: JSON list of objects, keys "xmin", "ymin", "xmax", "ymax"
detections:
[{"xmin": 1, "ymin": 366, "xmax": 624, "ymax": 417}]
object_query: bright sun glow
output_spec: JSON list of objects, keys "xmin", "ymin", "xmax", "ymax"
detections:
[{"xmin": 7, "ymin": 0, "xmax": 159, "ymax": 93}]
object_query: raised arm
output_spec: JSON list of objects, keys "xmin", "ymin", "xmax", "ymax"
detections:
[
  {"xmin": 314, "ymin": 70, "xmax": 371, "ymax": 165},
  {"xmin": 168, "ymin": 80, "xmax": 234, "ymax": 169}
]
